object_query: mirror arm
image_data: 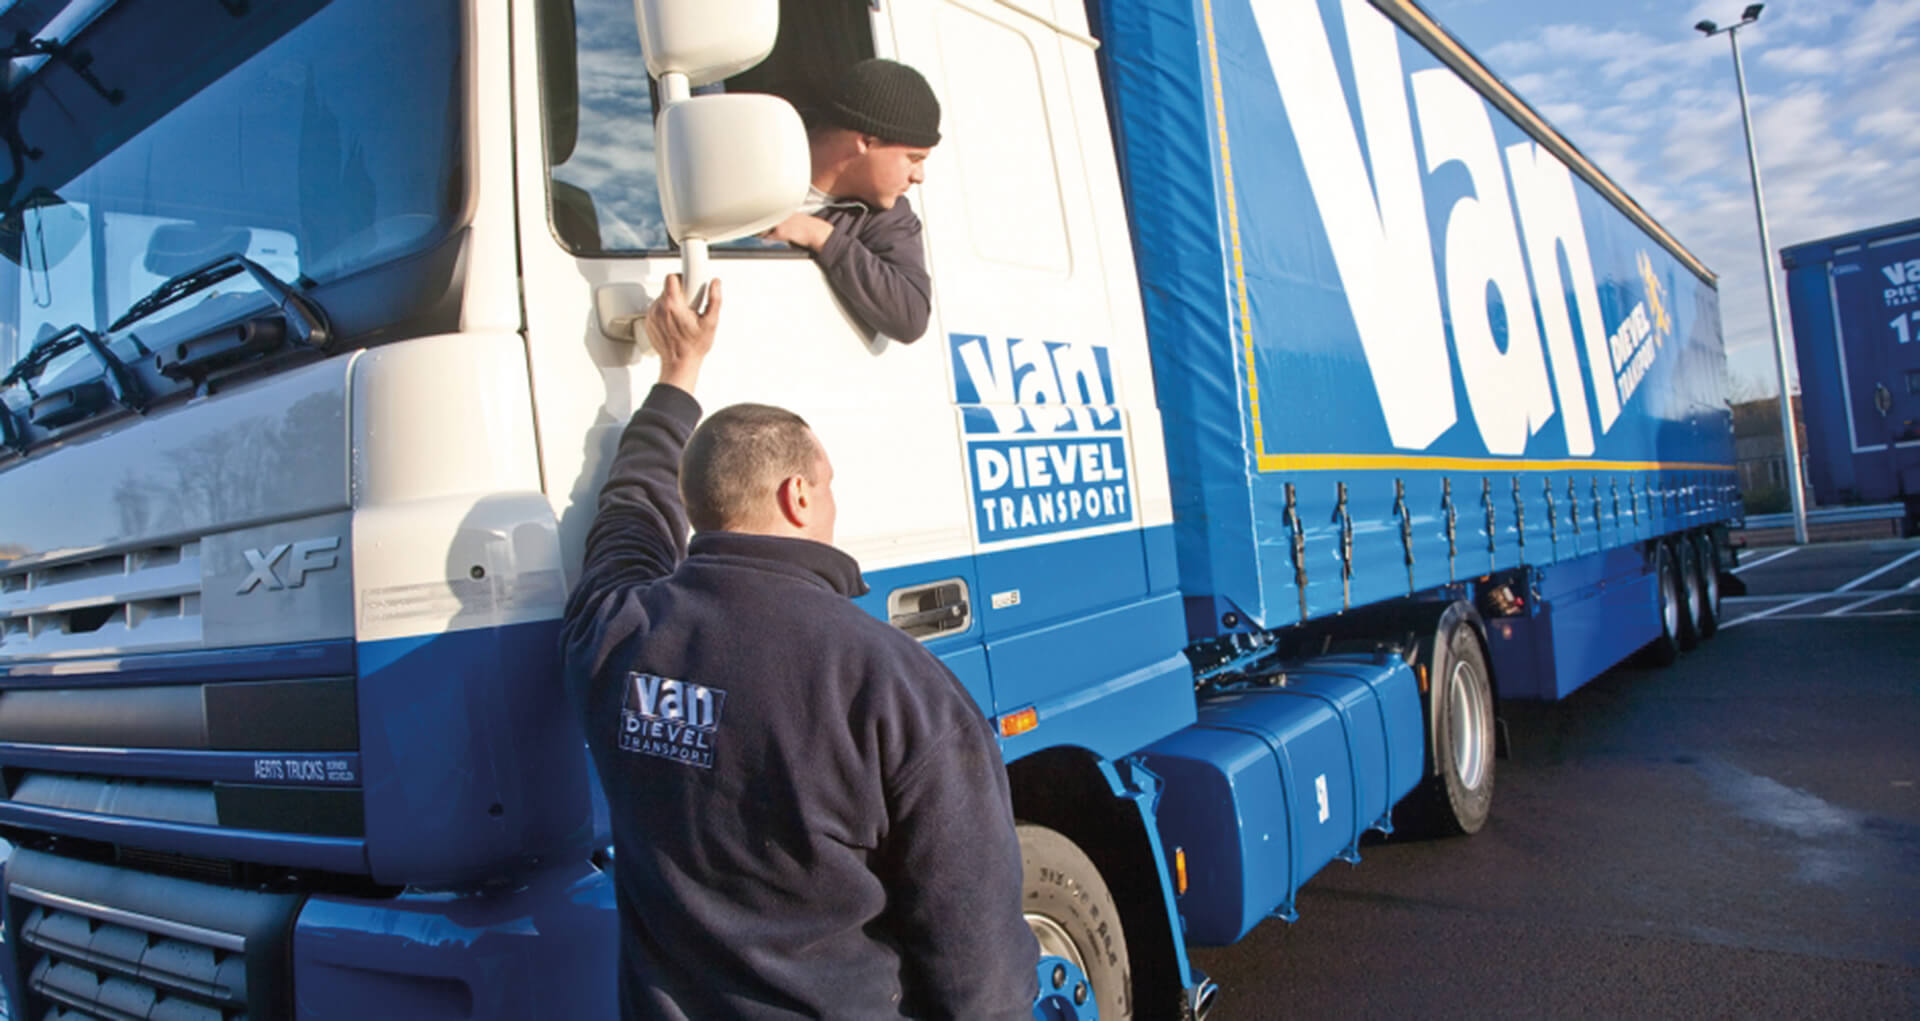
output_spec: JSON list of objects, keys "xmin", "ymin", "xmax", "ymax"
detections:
[
  {"xmin": 658, "ymin": 71, "xmax": 691, "ymax": 105},
  {"xmin": 681, "ymin": 238, "xmax": 711, "ymax": 313},
  {"xmin": 656, "ymin": 71, "xmax": 711, "ymax": 310}
]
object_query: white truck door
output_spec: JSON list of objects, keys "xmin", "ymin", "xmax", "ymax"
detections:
[
  {"xmin": 887, "ymin": 0, "xmax": 1178, "ymax": 718},
  {"xmin": 510, "ymin": 0, "xmax": 998, "ymax": 713}
]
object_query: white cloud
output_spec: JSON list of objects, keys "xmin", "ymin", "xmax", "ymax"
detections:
[
  {"xmin": 1857, "ymin": 105, "xmax": 1920, "ymax": 138},
  {"xmin": 1759, "ymin": 44, "xmax": 1838, "ymax": 74}
]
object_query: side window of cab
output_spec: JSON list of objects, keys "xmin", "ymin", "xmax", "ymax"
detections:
[{"xmin": 537, "ymin": 0, "xmax": 873, "ymax": 257}]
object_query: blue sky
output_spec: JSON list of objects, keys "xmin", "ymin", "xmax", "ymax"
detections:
[{"xmin": 1421, "ymin": 0, "xmax": 1920, "ymax": 401}]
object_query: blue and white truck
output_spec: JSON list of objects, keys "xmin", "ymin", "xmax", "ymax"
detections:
[
  {"xmin": 1782, "ymin": 217, "xmax": 1920, "ymax": 524},
  {"xmin": 0, "ymin": 0, "xmax": 1737, "ymax": 1017}
]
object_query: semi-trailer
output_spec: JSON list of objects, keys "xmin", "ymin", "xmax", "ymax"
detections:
[{"xmin": 1781, "ymin": 217, "xmax": 1920, "ymax": 525}]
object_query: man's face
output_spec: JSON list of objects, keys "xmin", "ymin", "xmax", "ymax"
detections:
[{"xmin": 841, "ymin": 137, "xmax": 931, "ymax": 209}]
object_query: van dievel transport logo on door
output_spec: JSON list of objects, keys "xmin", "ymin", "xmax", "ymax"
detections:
[{"xmin": 950, "ymin": 333, "xmax": 1134, "ymax": 544}]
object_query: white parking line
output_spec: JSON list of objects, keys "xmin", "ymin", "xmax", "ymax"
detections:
[
  {"xmin": 1746, "ymin": 608, "xmax": 1920, "ymax": 621},
  {"xmin": 1732, "ymin": 547, "xmax": 1800, "ymax": 574},
  {"xmin": 1722, "ymin": 547, "xmax": 1920, "ymax": 629},
  {"xmin": 1824, "ymin": 572, "xmax": 1920, "ymax": 616}
]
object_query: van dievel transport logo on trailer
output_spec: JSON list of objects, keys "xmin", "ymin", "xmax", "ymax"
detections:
[{"xmin": 951, "ymin": 334, "xmax": 1131, "ymax": 545}]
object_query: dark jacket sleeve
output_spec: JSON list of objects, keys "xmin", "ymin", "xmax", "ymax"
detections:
[
  {"xmin": 560, "ymin": 383, "xmax": 701, "ymax": 682},
  {"xmin": 815, "ymin": 198, "xmax": 933, "ymax": 343},
  {"xmin": 880, "ymin": 699, "xmax": 1040, "ymax": 1019}
]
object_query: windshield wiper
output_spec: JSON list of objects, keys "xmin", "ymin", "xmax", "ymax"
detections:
[
  {"xmin": 110, "ymin": 252, "xmax": 330, "ymax": 349},
  {"xmin": 0, "ymin": 322, "xmax": 147, "ymax": 440}
]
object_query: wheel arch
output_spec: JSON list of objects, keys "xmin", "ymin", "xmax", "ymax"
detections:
[
  {"xmin": 1007, "ymin": 746, "xmax": 1190, "ymax": 1020},
  {"xmin": 1425, "ymin": 598, "xmax": 1499, "ymax": 748}
]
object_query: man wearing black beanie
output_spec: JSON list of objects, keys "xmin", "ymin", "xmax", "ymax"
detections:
[{"xmin": 763, "ymin": 58, "xmax": 941, "ymax": 343}]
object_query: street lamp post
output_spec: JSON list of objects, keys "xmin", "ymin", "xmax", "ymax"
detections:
[{"xmin": 1696, "ymin": 4, "xmax": 1808, "ymax": 545}]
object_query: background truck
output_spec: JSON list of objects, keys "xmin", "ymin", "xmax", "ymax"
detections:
[
  {"xmin": 0, "ymin": 0, "xmax": 1736, "ymax": 1017},
  {"xmin": 1781, "ymin": 217, "xmax": 1920, "ymax": 524}
]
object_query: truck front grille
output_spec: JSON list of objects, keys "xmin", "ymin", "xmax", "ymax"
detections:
[
  {"xmin": 0, "ymin": 543, "xmax": 202, "ymax": 661},
  {"xmin": 6, "ymin": 849, "xmax": 299, "ymax": 1021},
  {"xmin": 19, "ymin": 893, "xmax": 246, "ymax": 1020}
]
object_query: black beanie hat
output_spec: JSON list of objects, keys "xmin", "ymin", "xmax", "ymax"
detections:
[{"xmin": 824, "ymin": 58, "xmax": 941, "ymax": 148}]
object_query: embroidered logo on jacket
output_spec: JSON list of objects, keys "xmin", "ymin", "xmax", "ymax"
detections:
[{"xmin": 620, "ymin": 673, "xmax": 727, "ymax": 769}]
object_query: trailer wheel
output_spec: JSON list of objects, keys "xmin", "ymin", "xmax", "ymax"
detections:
[
  {"xmin": 1403, "ymin": 614, "xmax": 1495, "ymax": 837},
  {"xmin": 1641, "ymin": 542, "xmax": 1683, "ymax": 667},
  {"xmin": 1676, "ymin": 538, "xmax": 1704, "ymax": 650},
  {"xmin": 1021, "ymin": 823, "xmax": 1131, "ymax": 1021},
  {"xmin": 1692, "ymin": 533, "xmax": 1721, "ymax": 639}
]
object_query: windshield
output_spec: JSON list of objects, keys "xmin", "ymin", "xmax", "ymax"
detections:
[{"xmin": 0, "ymin": 0, "xmax": 461, "ymax": 376}]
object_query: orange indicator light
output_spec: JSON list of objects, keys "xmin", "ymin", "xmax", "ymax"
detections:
[
  {"xmin": 999, "ymin": 706, "xmax": 1039, "ymax": 738},
  {"xmin": 1175, "ymin": 847, "xmax": 1188, "ymax": 895}
]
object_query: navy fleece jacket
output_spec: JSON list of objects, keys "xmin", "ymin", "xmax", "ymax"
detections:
[{"xmin": 561, "ymin": 384, "xmax": 1038, "ymax": 1019}]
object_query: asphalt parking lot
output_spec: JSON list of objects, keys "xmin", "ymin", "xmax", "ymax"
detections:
[{"xmin": 1189, "ymin": 537, "xmax": 1920, "ymax": 1019}]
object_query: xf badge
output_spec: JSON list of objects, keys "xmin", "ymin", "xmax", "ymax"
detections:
[{"xmin": 238, "ymin": 537, "xmax": 341, "ymax": 593}]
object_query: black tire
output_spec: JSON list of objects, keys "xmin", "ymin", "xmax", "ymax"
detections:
[
  {"xmin": 1401, "ymin": 610, "xmax": 1495, "ymax": 837},
  {"xmin": 1676, "ymin": 538, "xmax": 1704, "ymax": 651},
  {"xmin": 1020, "ymin": 824, "xmax": 1132, "ymax": 1021},
  {"xmin": 1641, "ymin": 542, "xmax": 1683, "ymax": 667},
  {"xmin": 1692, "ymin": 532, "xmax": 1721, "ymax": 639}
]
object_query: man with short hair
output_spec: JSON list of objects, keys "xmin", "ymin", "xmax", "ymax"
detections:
[
  {"xmin": 764, "ymin": 58, "xmax": 940, "ymax": 342},
  {"xmin": 561, "ymin": 274, "xmax": 1038, "ymax": 1019}
]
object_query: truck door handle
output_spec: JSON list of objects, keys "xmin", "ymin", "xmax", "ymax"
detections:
[{"xmin": 888, "ymin": 579, "xmax": 971, "ymax": 640}]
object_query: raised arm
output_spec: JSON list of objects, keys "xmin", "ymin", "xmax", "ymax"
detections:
[{"xmin": 562, "ymin": 275, "xmax": 720, "ymax": 679}]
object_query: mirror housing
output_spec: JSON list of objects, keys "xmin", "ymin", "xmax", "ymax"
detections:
[
  {"xmin": 656, "ymin": 93, "xmax": 809, "ymax": 245},
  {"xmin": 0, "ymin": 189, "xmax": 87, "ymax": 269},
  {"xmin": 632, "ymin": 0, "xmax": 778, "ymax": 88}
]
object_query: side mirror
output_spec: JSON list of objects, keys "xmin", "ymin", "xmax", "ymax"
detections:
[
  {"xmin": 631, "ymin": 0, "xmax": 801, "ymax": 319},
  {"xmin": 632, "ymin": 0, "xmax": 779, "ymax": 88},
  {"xmin": 656, "ymin": 94, "xmax": 809, "ymax": 246},
  {"xmin": 649, "ymin": 92, "xmax": 808, "ymax": 320}
]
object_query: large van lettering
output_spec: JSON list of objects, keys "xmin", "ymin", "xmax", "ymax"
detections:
[
  {"xmin": 1253, "ymin": 0, "xmax": 1644, "ymax": 456},
  {"xmin": 1253, "ymin": 0, "xmax": 1455, "ymax": 450},
  {"xmin": 1507, "ymin": 140, "xmax": 1620, "ymax": 452},
  {"xmin": 1411, "ymin": 69, "xmax": 1553, "ymax": 456}
]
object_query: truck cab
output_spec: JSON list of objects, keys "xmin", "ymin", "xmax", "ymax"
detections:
[{"xmin": 0, "ymin": 0, "xmax": 1200, "ymax": 1016}]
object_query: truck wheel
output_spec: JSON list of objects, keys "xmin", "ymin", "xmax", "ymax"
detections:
[
  {"xmin": 1641, "ymin": 542, "xmax": 1683, "ymax": 667},
  {"xmin": 1692, "ymin": 533, "xmax": 1720, "ymax": 639},
  {"xmin": 1020, "ymin": 823, "xmax": 1131, "ymax": 1021},
  {"xmin": 1676, "ymin": 538, "xmax": 1704, "ymax": 650},
  {"xmin": 1402, "ymin": 614, "xmax": 1495, "ymax": 837}
]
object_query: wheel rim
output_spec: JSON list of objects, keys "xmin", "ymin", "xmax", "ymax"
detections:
[
  {"xmin": 1447, "ymin": 659, "xmax": 1489, "ymax": 791},
  {"xmin": 1661, "ymin": 557, "xmax": 1680, "ymax": 637},
  {"xmin": 1684, "ymin": 552, "xmax": 1703, "ymax": 624},
  {"xmin": 1033, "ymin": 954, "xmax": 1099, "ymax": 1021},
  {"xmin": 1701, "ymin": 544, "xmax": 1720, "ymax": 611},
  {"xmin": 1026, "ymin": 913, "xmax": 1089, "ymax": 980}
]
